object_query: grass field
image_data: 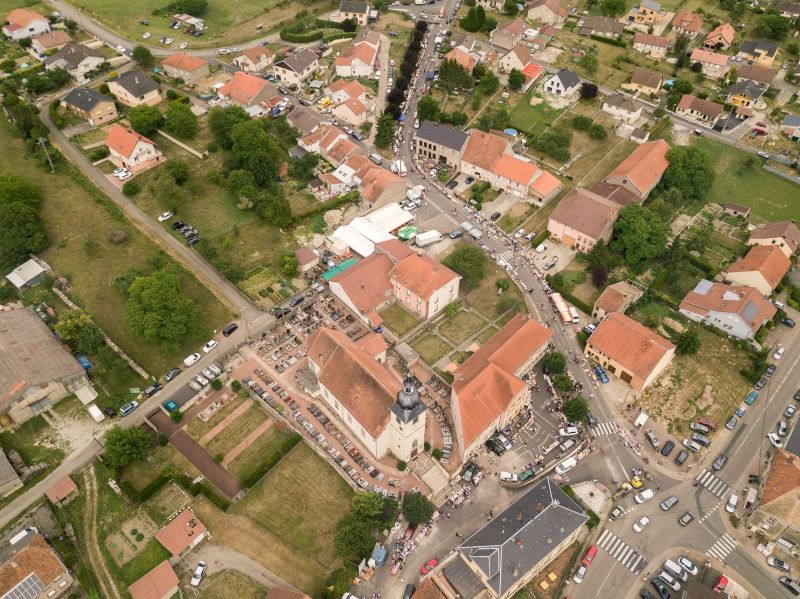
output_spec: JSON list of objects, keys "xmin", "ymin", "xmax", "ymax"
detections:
[
  {"xmin": 438, "ymin": 310, "xmax": 486, "ymax": 345},
  {"xmin": 121, "ymin": 445, "xmax": 201, "ymax": 491},
  {"xmin": 203, "ymin": 404, "xmax": 268, "ymax": 458},
  {"xmin": 119, "ymin": 538, "xmax": 171, "ymax": 585},
  {"xmin": 693, "ymin": 138, "xmax": 800, "ymax": 222},
  {"xmin": 0, "ymin": 117, "xmax": 230, "ymax": 375},
  {"xmin": 510, "ymin": 94, "xmax": 564, "ymax": 137},
  {"xmin": 466, "ymin": 262, "xmax": 525, "ymax": 320},
  {"xmin": 379, "ymin": 303, "xmax": 420, "ymax": 337},
  {"xmin": 475, "ymin": 325, "xmax": 499, "ymax": 344},
  {"xmin": 228, "ymin": 424, "xmax": 294, "ymax": 482},
  {"xmin": 185, "ymin": 395, "xmax": 248, "ymax": 440},
  {"xmin": 410, "ymin": 333, "xmax": 453, "ymax": 366},
  {"xmin": 198, "ymin": 571, "xmax": 266, "ymax": 599},
  {"xmin": 64, "ymin": 0, "xmax": 337, "ymax": 48}
]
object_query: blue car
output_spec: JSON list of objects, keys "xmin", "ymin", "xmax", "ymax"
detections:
[
  {"xmin": 744, "ymin": 390, "xmax": 758, "ymax": 405},
  {"xmin": 594, "ymin": 366, "xmax": 609, "ymax": 384},
  {"xmin": 163, "ymin": 400, "xmax": 178, "ymax": 412}
]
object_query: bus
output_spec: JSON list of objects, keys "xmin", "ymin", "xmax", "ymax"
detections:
[{"xmin": 549, "ymin": 293, "xmax": 572, "ymax": 323}]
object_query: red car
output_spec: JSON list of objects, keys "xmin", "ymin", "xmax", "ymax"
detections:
[
  {"xmin": 420, "ymin": 558, "xmax": 439, "ymax": 575},
  {"xmin": 756, "ymin": 121, "xmax": 768, "ymax": 128},
  {"xmin": 582, "ymin": 545, "xmax": 598, "ymax": 567}
]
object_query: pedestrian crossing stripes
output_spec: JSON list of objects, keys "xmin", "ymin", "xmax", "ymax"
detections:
[
  {"xmin": 596, "ymin": 529, "xmax": 648, "ymax": 574},
  {"xmin": 496, "ymin": 250, "xmax": 514, "ymax": 264},
  {"xmin": 699, "ymin": 502, "xmax": 720, "ymax": 523},
  {"xmin": 593, "ymin": 421, "xmax": 619, "ymax": 437},
  {"xmin": 706, "ymin": 533, "xmax": 737, "ymax": 562},
  {"xmin": 695, "ymin": 469, "xmax": 730, "ymax": 498}
]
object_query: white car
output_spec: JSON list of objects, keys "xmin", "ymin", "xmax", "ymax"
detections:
[
  {"xmin": 157, "ymin": 211, "xmax": 172, "ymax": 222},
  {"xmin": 179, "ymin": 42, "xmax": 188, "ymax": 49},
  {"xmin": 658, "ymin": 571, "xmax": 681, "ymax": 592},
  {"xmin": 633, "ymin": 515, "xmax": 650, "ymax": 533},
  {"xmin": 634, "ymin": 488, "xmax": 655, "ymax": 504},
  {"xmin": 768, "ymin": 431, "xmax": 784, "ymax": 448},
  {"xmin": 116, "ymin": 44, "xmax": 126, "ymax": 53},
  {"xmin": 142, "ymin": 32, "xmax": 151, "ymax": 39},
  {"xmin": 514, "ymin": 228, "xmax": 525, "ymax": 238},
  {"xmin": 117, "ymin": 170, "xmax": 132, "ymax": 180},
  {"xmin": 218, "ymin": 48, "xmax": 230, "ymax": 55},
  {"xmin": 202, "ymin": 339, "xmax": 218, "ymax": 354},
  {"xmin": 164, "ymin": 37, "xmax": 174, "ymax": 45},
  {"xmin": 184, "ymin": 352, "xmax": 201, "ymax": 367},
  {"xmin": 573, "ymin": 565, "xmax": 586, "ymax": 583},
  {"xmin": 190, "ymin": 561, "xmax": 206, "ymax": 586},
  {"xmin": 558, "ymin": 426, "xmax": 579, "ymax": 437},
  {"xmin": 525, "ymin": 231, "xmax": 535, "ymax": 241},
  {"xmin": 774, "ymin": 346, "xmax": 785, "ymax": 360},
  {"xmin": 678, "ymin": 556, "xmax": 698, "ymax": 576}
]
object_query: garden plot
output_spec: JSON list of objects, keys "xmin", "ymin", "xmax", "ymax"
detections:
[
  {"xmin": 142, "ymin": 482, "xmax": 192, "ymax": 526},
  {"xmin": 105, "ymin": 511, "xmax": 158, "ymax": 567}
]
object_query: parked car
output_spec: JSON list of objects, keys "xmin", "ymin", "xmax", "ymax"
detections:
[
  {"xmin": 490, "ymin": 211, "xmax": 502, "ymax": 221},
  {"xmin": 754, "ymin": 376, "xmax": 768, "ymax": 390},
  {"xmin": 462, "ymin": 463, "xmax": 477, "ymax": 482},
  {"xmin": 120, "ymin": 401, "xmax": 139, "ymax": 416},
  {"xmin": 157, "ymin": 211, "xmax": 172, "ymax": 222},
  {"xmin": 143, "ymin": 383, "xmax": 162, "ymax": 397},
  {"xmin": 712, "ymin": 454, "xmax": 727, "ymax": 471},
  {"xmin": 289, "ymin": 297, "xmax": 304, "ymax": 307},
  {"xmin": 768, "ymin": 556, "xmax": 791, "ymax": 572},
  {"xmin": 573, "ymin": 565, "xmax": 587, "ymax": 583},
  {"xmin": 190, "ymin": 561, "xmax": 206, "ymax": 586},
  {"xmin": 609, "ymin": 505, "xmax": 624, "ymax": 521},
  {"xmin": 660, "ymin": 440, "xmax": 675, "ymax": 456},
  {"xmin": 651, "ymin": 577, "xmax": 671, "ymax": 599},
  {"xmin": 786, "ymin": 405, "xmax": 797, "ymax": 418},
  {"xmin": 449, "ymin": 229, "xmax": 463, "ymax": 239},
  {"xmin": 768, "ymin": 431, "xmax": 784, "ymax": 448},
  {"xmin": 184, "ymin": 352, "xmax": 201, "ymax": 367},
  {"xmin": 172, "ymin": 220, "xmax": 186, "ymax": 230},
  {"xmin": 222, "ymin": 323, "xmax": 239, "ymax": 337},
  {"xmin": 164, "ymin": 367, "xmax": 181, "ymax": 382},
  {"xmin": 774, "ymin": 346, "xmax": 785, "ymax": 360},
  {"xmin": 726, "ymin": 415, "xmax": 738, "ymax": 430},
  {"xmin": 778, "ymin": 420, "xmax": 788, "ymax": 436},
  {"xmin": 634, "ymin": 489, "xmax": 655, "ymax": 504},
  {"xmin": 582, "ymin": 545, "xmax": 598, "ymax": 567},
  {"xmin": 633, "ymin": 515, "xmax": 650, "ymax": 532},
  {"xmin": 678, "ymin": 511, "xmax": 694, "ymax": 526},
  {"xmin": 446, "ymin": 180, "xmax": 458, "ymax": 189},
  {"xmin": 682, "ymin": 438, "xmax": 702, "ymax": 452},
  {"xmin": 679, "ymin": 556, "xmax": 698, "ymax": 576},
  {"xmin": 202, "ymin": 340, "xmax": 218, "ymax": 354},
  {"xmin": 558, "ymin": 426, "xmax": 579, "ymax": 437},
  {"xmin": 674, "ymin": 449, "xmax": 689, "ymax": 465},
  {"xmin": 658, "ymin": 571, "xmax": 681, "ymax": 592},
  {"xmin": 765, "ymin": 364, "xmax": 777, "ymax": 377},
  {"xmin": 420, "ymin": 557, "xmax": 438, "ymax": 575},
  {"xmin": 103, "ymin": 406, "xmax": 116, "ymax": 417},
  {"xmin": 659, "ymin": 495, "xmax": 679, "ymax": 511},
  {"xmin": 781, "ymin": 317, "xmax": 796, "ymax": 328}
]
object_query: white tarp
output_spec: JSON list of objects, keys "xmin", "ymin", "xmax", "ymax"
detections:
[
  {"xmin": 349, "ymin": 217, "xmax": 394, "ymax": 243},
  {"xmin": 329, "ymin": 226, "xmax": 375, "ymax": 257},
  {"xmin": 366, "ymin": 202, "xmax": 414, "ymax": 232}
]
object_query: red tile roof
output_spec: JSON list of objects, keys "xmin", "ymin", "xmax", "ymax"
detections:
[
  {"xmin": 453, "ymin": 314, "xmax": 552, "ymax": 449},
  {"xmin": 390, "ymin": 253, "xmax": 459, "ymax": 300},
  {"xmin": 679, "ymin": 281, "xmax": 776, "ymax": 333},
  {"xmin": 727, "ymin": 245, "xmax": 791, "ymax": 291},
  {"xmin": 587, "ymin": 313, "xmax": 674, "ymax": 382},
  {"xmin": 594, "ymin": 281, "xmax": 642, "ymax": 314},
  {"xmin": 308, "ymin": 327, "xmax": 402, "ymax": 437},
  {"xmin": 219, "ymin": 71, "xmax": 270, "ymax": 106},
  {"xmin": 762, "ymin": 449, "xmax": 800, "ymax": 505},
  {"xmin": 690, "ymin": 48, "xmax": 729, "ymax": 66},
  {"xmin": 45, "ymin": 475, "xmax": 77, "ymax": 504},
  {"xmin": 605, "ymin": 140, "xmax": 669, "ymax": 197},
  {"xmin": 492, "ymin": 154, "xmax": 538, "ymax": 186},
  {"xmin": 676, "ymin": 94, "xmax": 723, "ymax": 118},
  {"xmin": 530, "ymin": 169, "xmax": 562, "ymax": 198},
  {"xmin": 154, "ymin": 509, "xmax": 206, "ymax": 557},
  {"xmin": 445, "ymin": 47, "xmax": 477, "ymax": 72},
  {"xmin": 705, "ymin": 22, "xmax": 735, "ymax": 45},
  {"xmin": 330, "ymin": 254, "xmax": 393, "ymax": 314},
  {"xmin": 0, "ymin": 534, "xmax": 66, "ymax": 596},
  {"xmin": 128, "ymin": 561, "xmax": 179, "ymax": 599},
  {"xmin": 376, "ymin": 239, "xmax": 415, "ymax": 261},
  {"xmin": 162, "ymin": 52, "xmax": 208, "ymax": 72},
  {"xmin": 239, "ymin": 46, "xmax": 273, "ymax": 63},
  {"xmin": 633, "ymin": 32, "xmax": 668, "ymax": 47},
  {"xmin": 295, "ymin": 246, "xmax": 319, "ymax": 266},
  {"xmin": 672, "ymin": 11, "xmax": 703, "ymax": 33},
  {"xmin": 361, "ymin": 167, "xmax": 403, "ymax": 203},
  {"xmin": 355, "ymin": 331, "xmax": 389, "ymax": 356},
  {"xmin": 462, "ymin": 130, "xmax": 509, "ymax": 171},
  {"xmin": 32, "ymin": 31, "xmax": 71, "ymax": 49},
  {"xmin": 748, "ymin": 220, "xmax": 800, "ymax": 253},
  {"xmin": 105, "ymin": 124, "xmax": 156, "ymax": 158},
  {"xmin": 549, "ymin": 188, "xmax": 620, "ymax": 240},
  {"xmin": 5, "ymin": 8, "xmax": 46, "ymax": 29}
]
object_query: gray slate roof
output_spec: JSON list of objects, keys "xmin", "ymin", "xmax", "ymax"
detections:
[
  {"xmin": 728, "ymin": 80, "xmax": 763, "ymax": 101},
  {"xmin": 415, "ymin": 121, "xmax": 468, "ymax": 152},
  {"xmin": 339, "ymin": 1, "xmax": 369, "ymax": 13},
  {"xmin": 554, "ymin": 68, "xmax": 580, "ymax": 90},
  {"xmin": 740, "ymin": 40, "xmax": 779, "ymax": 57},
  {"xmin": 275, "ymin": 48, "xmax": 319, "ymax": 74},
  {"xmin": 782, "ymin": 114, "xmax": 800, "ymax": 128},
  {"xmin": 112, "ymin": 70, "xmax": 159, "ymax": 96},
  {"xmin": 45, "ymin": 42, "xmax": 103, "ymax": 70},
  {"xmin": 0, "ymin": 451, "xmax": 20, "ymax": 489},
  {"xmin": 604, "ymin": 93, "xmax": 638, "ymax": 112},
  {"xmin": 459, "ymin": 477, "xmax": 588, "ymax": 597},
  {"xmin": 62, "ymin": 87, "xmax": 113, "ymax": 112}
]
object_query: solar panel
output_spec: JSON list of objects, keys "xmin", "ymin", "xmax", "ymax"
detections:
[
  {"xmin": 741, "ymin": 301, "xmax": 759, "ymax": 322},
  {"xmin": 693, "ymin": 279, "xmax": 713, "ymax": 295},
  {"xmin": 2, "ymin": 573, "xmax": 45, "ymax": 599}
]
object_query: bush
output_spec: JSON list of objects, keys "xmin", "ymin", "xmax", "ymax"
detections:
[
  {"xmin": 122, "ymin": 181, "xmax": 140, "ymax": 196},
  {"xmin": 280, "ymin": 29, "xmax": 324, "ymax": 43},
  {"xmin": 210, "ymin": 379, "xmax": 222, "ymax": 390},
  {"xmin": 530, "ymin": 230, "xmax": 550, "ymax": 248},
  {"xmin": 322, "ymin": 31, "xmax": 357, "ymax": 42},
  {"xmin": 572, "ymin": 115, "xmax": 593, "ymax": 131},
  {"xmin": 169, "ymin": 410, "xmax": 182, "ymax": 423},
  {"xmin": 432, "ymin": 448, "xmax": 442, "ymax": 460},
  {"xmin": 231, "ymin": 379, "xmax": 242, "ymax": 392},
  {"xmin": 397, "ymin": 459, "xmax": 407, "ymax": 471}
]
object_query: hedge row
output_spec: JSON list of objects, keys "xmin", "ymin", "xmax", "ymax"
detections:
[
  {"xmin": 120, "ymin": 468, "xmax": 230, "ymax": 510},
  {"xmin": 280, "ymin": 29, "xmax": 324, "ymax": 42},
  {"xmin": 546, "ymin": 274, "xmax": 592, "ymax": 315},
  {"xmin": 591, "ymin": 34, "xmax": 627, "ymax": 48},
  {"xmin": 239, "ymin": 432, "xmax": 302, "ymax": 488},
  {"xmin": 530, "ymin": 230, "xmax": 550, "ymax": 248},
  {"xmin": 315, "ymin": 18, "xmax": 346, "ymax": 29},
  {"xmin": 323, "ymin": 31, "xmax": 357, "ymax": 42},
  {"xmin": 293, "ymin": 190, "xmax": 359, "ymax": 223}
]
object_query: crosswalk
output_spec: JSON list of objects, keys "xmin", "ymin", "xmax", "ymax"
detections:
[
  {"xmin": 695, "ymin": 469, "xmax": 730, "ymax": 498},
  {"xmin": 706, "ymin": 533, "xmax": 737, "ymax": 562},
  {"xmin": 593, "ymin": 421, "xmax": 619, "ymax": 437},
  {"xmin": 496, "ymin": 250, "xmax": 514, "ymax": 265},
  {"xmin": 596, "ymin": 529, "xmax": 649, "ymax": 574}
]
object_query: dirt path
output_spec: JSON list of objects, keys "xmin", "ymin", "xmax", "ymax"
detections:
[
  {"xmin": 190, "ymin": 543, "xmax": 301, "ymax": 592},
  {"xmin": 222, "ymin": 420, "xmax": 273, "ymax": 467},
  {"xmin": 83, "ymin": 466, "xmax": 124, "ymax": 599},
  {"xmin": 199, "ymin": 401, "xmax": 252, "ymax": 446}
]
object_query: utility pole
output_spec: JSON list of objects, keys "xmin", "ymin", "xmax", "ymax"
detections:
[{"xmin": 37, "ymin": 137, "xmax": 54, "ymax": 173}]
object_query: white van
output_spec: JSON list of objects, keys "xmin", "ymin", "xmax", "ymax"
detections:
[
  {"xmin": 535, "ymin": 243, "xmax": 548, "ymax": 254},
  {"xmin": 558, "ymin": 438, "xmax": 577, "ymax": 453},
  {"xmin": 664, "ymin": 559, "xmax": 688, "ymax": 582},
  {"xmin": 568, "ymin": 306, "xmax": 580, "ymax": 324},
  {"xmin": 87, "ymin": 404, "xmax": 106, "ymax": 423},
  {"xmin": 499, "ymin": 472, "xmax": 518, "ymax": 482},
  {"xmin": 726, "ymin": 493, "xmax": 739, "ymax": 513},
  {"xmin": 634, "ymin": 488, "xmax": 655, "ymax": 503},
  {"xmin": 555, "ymin": 456, "xmax": 577, "ymax": 475}
]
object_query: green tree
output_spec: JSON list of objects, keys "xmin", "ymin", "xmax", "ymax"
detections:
[
  {"xmin": 543, "ymin": 351, "xmax": 566, "ymax": 374},
  {"xmin": 554, "ymin": 373, "xmax": 574, "ymax": 393},
  {"xmin": 417, "ymin": 95, "xmax": 441, "ymax": 122},
  {"xmin": 611, "ymin": 205, "xmax": 669, "ymax": 268},
  {"xmin": 753, "ymin": 13, "xmax": 790, "ymax": 40},
  {"xmin": 579, "ymin": 52, "xmax": 598, "ymax": 74},
  {"xmin": 442, "ymin": 244, "xmax": 487, "ymax": 289},
  {"xmin": 459, "ymin": 6, "xmax": 485, "ymax": 31},
  {"xmin": 163, "ymin": 102, "xmax": 197, "ymax": 138},
  {"xmin": 788, "ymin": 43, "xmax": 799, "ymax": 57},
  {"xmin": 350, "ymin": 492, "xmax": 386, "ymax": 526},
  {"xmin": 572, "ymin": 115, "xmax": 593, "ymax": 131},
  {"xmin": 507, "ymin": 68, "xmax": 525, "ymax": 91},
  {"xmin": 333, "ymin": 517, "xmax": 374, "ymax": 562},
  {"xmin": 125, "ymin": 268, "xmax": 204, "ymax": 350},
  {"xmin": 402, "ymin": 491, "xmax": 435, "ymax": 525},
  {"xmin": 132, "ymin": 45, "xmax": 155, "ymax": 68},
  {"xmin": 588, "ymin": 123, "xmax": 607, "ymax": 139},
  {"xmin": 0, "ymin": 173, "xmax": 42, "ymax": 208},
  {"xmin": 660, "ymin": 146, "xmax": 714, "ymax": 202},
  {"xmin": 166, "ymin": 0, "xmax": 208, "ymax": 16},
  {"xmin": 374, "ymin": 113, "xmax": 395, "ymax": 148},
  {"xmin": 0, "ymin": 203, "xmax": 47, "ymax": 271},
  {"xmin": 280, "ymin": 252, "xmax": 299, "ymax": 277},
  {"xmin": 600, "ymin": 0, "xmax": 627, "ymax": 15},
  {"xmin": 341, "ymin": 18, "xmax": 357, "ymax": 32},
  {"xmin": 54, "ymin": 310, "xmax": 105, "ymax": 354},
  {"xmin": 666, "ymin": 78, "xmax": 693, "ymax": 110},
  {"xmin": 439, "ymin": 58, "xmax": 473, "ymax": 91},
  {"xmin": 261, "ymin": 195, "xmax": 293, "ymax": 228},
  {"xmin": 503, "ymin": 0, "xmax": 519, "ymax": 14},
  {"xmin": 208, "ymin": 105, "xmax": 250, "ymax": 148},
  {"xmin": 533, "ymin": 128, "xmax": 572, "ymax": 162},
  {"xmin": 164, "ymin": 159, "xmax": 189, "ymax": 185},
  {"xmin": 229, "ymin": 120, "xmax": 282, "ymax": 185},
  {"xmin": 676, "ymin": 329, "xmax": 701, "ymax": 355},
  {"xmin": 103, "ymin": 426, "xmax": 152, "ymax": 470},
  {"xmin": 129, "ymin": 105, "xmax": 162, "ymax": 136},
  {"xmin": 562, "ymin": 396, "xmax": 589, "ymax": 422}
]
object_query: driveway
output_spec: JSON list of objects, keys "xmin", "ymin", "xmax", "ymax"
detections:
[{"xmin": 186, "ymin": 544, "xmax": 299, "ymax": 591}]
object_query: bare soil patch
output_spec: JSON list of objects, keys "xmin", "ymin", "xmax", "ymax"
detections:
[{"xmin": 105, "ymin": 511, "xmax": 158, "ymax": 566}]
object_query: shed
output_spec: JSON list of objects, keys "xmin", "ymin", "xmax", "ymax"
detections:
[
  {"xmin": 329, "ymin": 226, "xmax": 375, "ymax": 257},
  {"xmin": 724, "ymin": 203, "xmax": 750, "ymax": 218},
  {"xmin": 321, "ymin": 258, "xmax": 358, "ymax": 281},
  {"xmin": 45, "ymin": 475, "xmax": 78, "ymax": 506},
  {"xmin": 5, "ymin": 258, "xmax": 47, "ymax": 289},
  {"xmin": 349, "ymin": 217, "xmax": 395, "ymax": 243}
]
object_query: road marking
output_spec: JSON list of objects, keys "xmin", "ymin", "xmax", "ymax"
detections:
[
  {"xmin": 695, "ymin": 469, "xmax": 730, "ymax": 498},
  {"xmin": 593, "ymin": 421, "xmax": 619, "ymax": 437},
  {"xmin": 699, "ymin": 502, "xmax": 721, "ymax": 523},
  {"xmin": 596, "ymin": 529, "xmax": 649, "ymax": 574},
  {"xmin": 706, "ymin": 533, "xmax": 737, "ymax": 562}
]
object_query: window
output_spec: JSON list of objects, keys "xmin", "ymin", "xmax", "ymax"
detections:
[
  {"xmin": 396, "ymin": 416, "xmax": 401, "ymax": 425},
  {"xmin": 413, "ymin": 416, "xmax": 419, "ymax": 425}
]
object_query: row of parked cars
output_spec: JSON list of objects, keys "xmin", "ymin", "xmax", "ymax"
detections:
[
  {"xmin": 642, "ymin": 556, "xmax": 700, "ymax": 598},
  {"xmin": 171, "ymin": 218, "xmax": 201, "ymax": 246}
]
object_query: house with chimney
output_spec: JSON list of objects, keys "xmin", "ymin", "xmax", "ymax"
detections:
[
  {"xmin": 490, "ymin": 18, "xmax": 528, "ymax": 50},
  {"xmin": 233, "ymin": 47, "xmax": 274, "ymax": 72},
  {"xmin": 738, "ymin": 40, "xmax": 779, "ymax": 67},
  {"xmin": 335, "ymin": 30, "xmax": 380, "ymax": 77},
  {"xmin": 622, "ymin": 67, "xmax": 663, "ymax": 96},
  {"xmin": 30, "ymin": 30, "xmax": 71, "ymax": 55},
  {"xmin": 736, "ymin": 63, "xmax": 776, "ymax": 89},
  {"xmin": 547, "ymin": 188, "xmax": 621, "ymax": 253},
  {"xmin": 543, "ymin": 68, "xmax": 581, "ymax": 98},
  {"xmin": 105, "ymin": 124, "xmax": 164, "ymax": 174},
  {"xmin": 671, "ymin": 11, "xmax": 703, "ymax": 38},
  {"xmin": 690, "ymin": 48, "xmax": 730, "ymax": 79},
  {"xmin": 726, "ymin": 80, "xmax": 764, "ymax": 108},
  {"xmin": 679, "ymin": 280, "xmax": 776, "ymax": 340},
  {"xmin": 625, "ymin": 0, "xmax": 666, "ymax": 28},
  {"xmin": 44, "ymin": 43, "xmax": 106, "ymax": 83},
  {"xmin": 162, "ymin": 53, "xmax": 209, "ymax": 83},
  {"xmin": 592, "ymin": 281, "xmax": 643, "ymax": 320},
  {"xmin": 331, "ymin": 1, "xmax": 373, "ymax": 27},
  {"xmin": 527, "ymin": 0, "xmax": 567, "ymax": 26},
  {"xmin": 724, "ymin": 245, "xmax": 791, "ymax": 295},
  {"xmin": 414, "ymin": 121, "xmax": 469, "ymax": 169},
  {"xmin": 675, "ymin": 94, "xmax": 723, "ymax": 125},
  {"xmin": 217, "ymin": 71, "xmax": 275, "ymax": 107},
  {"xmin": 579, "ymin": 16, "xmax": 624, "ymax": 38},
  {"xmin": 108, "ymin": 70, "xmax": 161, "ymax": 107},
  {"xmin": 2, "ymin": 8, "xmax": 50, "ymax": 40},
  {"xmin": 602, "ymin": 93, "xmax": 642, "ymax": 123},
  {"xmin": 0, "ymin": 533, "xmax": 72, "ymax": 598},
  {"xmin": 632, "ymin": 33, "xmax": 669, "ymax": 59},
  {"xmin": 273, "ymin": 48, "xmax": 320, "ymax": 86},
  {"xmin": 703, "ymin": 22, "xmax": 735, "ymax": 50},
  {"xmin": 604, "ymin": 139, "xmax": 669, "ymax": 199},
  {"xmin": 62, "ymin": 87, "xmax": 118, "ymax": 126},
  {"xmin": 747, "ymin": 221, "xmax": 800, "ymax": 257}
]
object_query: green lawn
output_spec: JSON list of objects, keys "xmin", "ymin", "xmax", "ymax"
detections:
[
  {"xmin": 228, "ymin": 425, "xmax": 294, "ymax": 482},
  {"xmin": 510, "ymin": 94, "xmax": 563, "ymax": 137},
  {"xmin": 466, "ymin": 262, "xmax": 525, "ymax": 321},
  {"xmin": 475, "ymin": 325, "xmax": 499, "ymax": 344},
  {"xmin": 198, "ymin": 571, "xmax": 266, "ymax": 599},
  {"xmin": 231, "ymin": 443, "xmax": 353, "ymax": 567},
  {"xmin": 185, "ymin": 395, "xmax": 248, "ymax": 441},
  {"xmin": 203, "ymin": 404, "xmax": 268, "ymax": 458},
  {"xmin": 693, "ymin": 138, "xmax": 800, "ymax": 221},
  {"xmin": 0, "ymin": 117, "xmax": 231, "ymax": 376},
  {"xmin": 379, "ymin": 303, "xmax": 420, "ymax": 337},
  {"xmin": 119, "ymin": 538, "xmax": 171, "ymax": 585},
  {"xmin": 0, "ymin": 415, "xmax": 64, "ymax": 467},
  {"xmin": 65, "ymin": 0, "xmax": 337, "ymax": 48},
  {"xmin": 438, "ymin": 310, "xmax": 487, "ymax": 345},
  {"xmin": 410, "ymin": 333, "xmax": 453, "ymax": 366}
]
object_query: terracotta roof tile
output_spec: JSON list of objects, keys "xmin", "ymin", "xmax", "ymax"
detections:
[
  {"xmin": 605, "ymin": 140, "xmax": 669, "ymax": 197},
  {"xmin": 705, "ymin": 22, "xmax": 735, "ymax": 45},
  {"xmin": 308, "ymin": 327, "xmax": 402, "ymax": 437},
  {"xmin": 355, "ymin": 331, "xmax": 389, "ymax": 356},
  {"xmin": 32, "ymin": 30, "xmax": 71, "ymax": 48},
  {"xmin": 549, "ymin": 188, "xmax": 621, "ymax": 239},
  {"xmin": 762, "ymin": 450, "xmax": 800, "ymax": 505},
  {"xmin": 376, "ymin": 239, "xmax": 415, "ymax": 261},
  {"xmin": 530, "ymin": 169, "xmax": 562, "ymax": 198},
  {"xmin": 492, "ymin": 154, "xmax": 538, "ymax": 186},
  {"xmin": 154, "ymin": 509, "xmax": 206, "ymax": 557},
  {"xmin": 105, "ymin": 124, "xmax": 156, "ymax": 158},
  {"xmin": 587, "ymin": 313, "xmax": 674, "ymax": 381},
  {"xmin": 595, "ymin": 287, "xmax": 626, "ymax": 313},
  {"xmin": 0, "ymin": 534, "xmax": 66, "ymax": 595},
  {"xmin": 633, "ymin": 32, "xmax": 668, "ymax": 47},
  {"xmin": 361, "ymin": 167, "xmax": 403, "ymax": 203},
  {"xmin": 691, "ymin": 48, "xmax": 729, "ymax": 66},
  {"xmin": 390, "ymin": 253, "xmax": 459, "ymax": 300},
  {"xmin": 238, "ymin": 46, "xmax": 273, "ymax": 63},
  {"xmin": 411, "ymin": 578, "xmax": 448, "ymax": 599},
  {"xmin": 727, "ymin": 245, "xmax": 791, "ymax": 291},
  {"xmin": 330, "ymin": 254, "xmax": 393, "ymax": 314},
  {"xmin": 128, "ymin": 561, "xmax": 179, "ymax": 599},
  {"xmin": 162, "ymin": 52, "xmax": 208, "ymax": 72},
  {"xmin": 748, "ymin": 220, "xmax": 800, "ymax": 253},
  {"xmin": 629, "ymin": 67, "xmax": 662, "ymax": 89},
  {"xmin": 737, "ymin": 63, "xmax": 776, "ymax": 84},
  {"xmin": 672, "ymin": 11, "xmax": 703, "ymax": 32},
  {"xmin": 219, "ymin": 71, "xmax": 270, "ymax": 106},
  {"xmin": 462, "ymin": 130, "xmax": 509, "ymax": 171},
  {"xmin": 295, "ymin": 246, "xmax": 319, "ymax": 266},
  {"xmin": 679, "ymin": 281, "xmax": 776, "ymax": 333},
  {"xmin": 45, "ymin": 475, "xmax": 77, "ymax": 503},
  {"xmin": 445, "ymin": 47, "xmax": 477, "ymax": 72},
  {"xmin": 5, "ymin": 8, "xmax": 46, "ymax": 29}
]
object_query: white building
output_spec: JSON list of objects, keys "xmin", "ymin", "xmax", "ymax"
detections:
[
  {"xmin": 2, "ymin": 8, "xmax": 50, "ymax": 40},
  {"xmin": 543, "ymin": 68, "xmax": 581, "ymax": 98}
]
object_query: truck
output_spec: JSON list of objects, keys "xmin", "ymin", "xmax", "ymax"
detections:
[
  {"xmin": 369, "ymin": 153, "xmax": 383, "ymax": 165},
  {"xmin": 415, "ymin": 230, "xmax": 443, "ymax": 247},
  {"xmin": 398, "ymin": 161, "xmax": 408, "ymax": 177},
  {"xmin": 744, "ymin": 486, "xmax": 758, "ymax": 510},
  {"xmin": 88, "ymin": 404, "xmax": 106, "ymax": 423}
]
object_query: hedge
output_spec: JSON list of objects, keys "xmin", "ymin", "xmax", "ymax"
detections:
[
  {"xmin": 323, "ymin": 31, "xmax": 357, "ymax": 42},
  {"xmin": 280, "ymin": 29, "xmax": 324, "ymax": 42},
  {"xmin": 591, "ymin": 34, "xmax": 627, "ymax": 48},
  {"xmin": 546, "ymin": 274, "xmax": 592, "ymax": 314},
  {"xmin": 48, "ymin": 100, "xmax": 64, "ymax": 128},
  {"xmin": 530, "ymin": 230, "xmax": 550, "ymax": 248},
  {"xmin": 239, "ymin": 432, "xmax": 302, "ymax": 488},
  {"xmin": 687, "ymin": 254, "xmax": 716, "ymax": 276},
  {"xmin": 292, "ymin": 190, "xmax": 359, "ymax": 223},
  {"xmin": 315, "ymin": 18, "xmax": 346, "ymax": 29}
]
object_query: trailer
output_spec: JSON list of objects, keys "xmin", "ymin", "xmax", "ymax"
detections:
[{"xmin": 549, "ymin": 292, "xmax": 572, "ymax": 323}]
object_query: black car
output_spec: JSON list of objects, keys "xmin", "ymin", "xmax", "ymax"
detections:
[
  {"xmin": 446, "ymin": 180, "xmax": 458, "ymax": 189},
  {"xmin": 277, "ymin": 86, "xmax": 289, "ymax": 95},
  {"xmin": 187, "ymin": 235, "xmax": 200, "ymax": 245},
  {"xmin": 640, "ymin": 590, "xmax": 657, "ymax": 599},
  {"xmin": 485, "ymin": 438, "xmax": 506, "ymax": 456},
  {"xmin": 754, "ymin": 376, "xmax": 768, "ymax": 390},
  {"xmin": 449, "ymin": 230, "xmax": 463, "ymax": 239},
  {"xmin": 749, "ymin": 474, "xmax": 761, "ymax": 484},
  {"xmin": 299, "ymin": 98, "xmax": 312, "ymax": 106},
  {"xmin": 490, "ymin": 211, "xmax": 502, "ymax": 221},
  {"xmin": 765, "ymin": 364, "xmax": 777, "ymax": 377},
  {"xmin": 587, "ymin": 411, "xmax": 598, "ymax": 428},
  {"xmin": 274, "ymin": 307, "xmax": 291, "ymax": 319},
  {"xmin": 103, "ymin": 406, "xmax": 116, "ymax": 417},
  {"xmin": 782, "ymin": 317, "xmax": 796, "ymax": 328},
  {"xmin": 674, "ymin": 449, "xmax": 689, "ymax": 465},
  {"xmin": 289, "ymin": 297, "xmax": 304, "ymax": 307},
  {"xmin": 403, "ymin": 584, "xmax": 416, "ymax": 599},
  {"xmin": 465, "ymin": 176, "xmax": 474, "ymax": 184},
  {"xmin": 651, "ymin": 577, "xmax": 670, "ymax": 599},
  {"xmin": 144, "ymin": 383, "xmax": 163, "ymax": 397},
  {"xmin": 660, "ymin": 440, "xmax": 675, "ymax": 456},
  {"xmin": 182, "ymin": 228, "xmax": 197, "ymax": 238},
  {"xmin": 795, "ymin": 388, "xmax": 800, "ymax": 401},
  {"xmin": 164, "ymin": 368, "xmax": 181, "ymax": 382},
  {"xmin": 222, "ymin": 323, "xmax": 239, "ymax": 337},
  {"xmin": 172, "ymin": 220, "xmax": 186, "ymax": 230}
]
